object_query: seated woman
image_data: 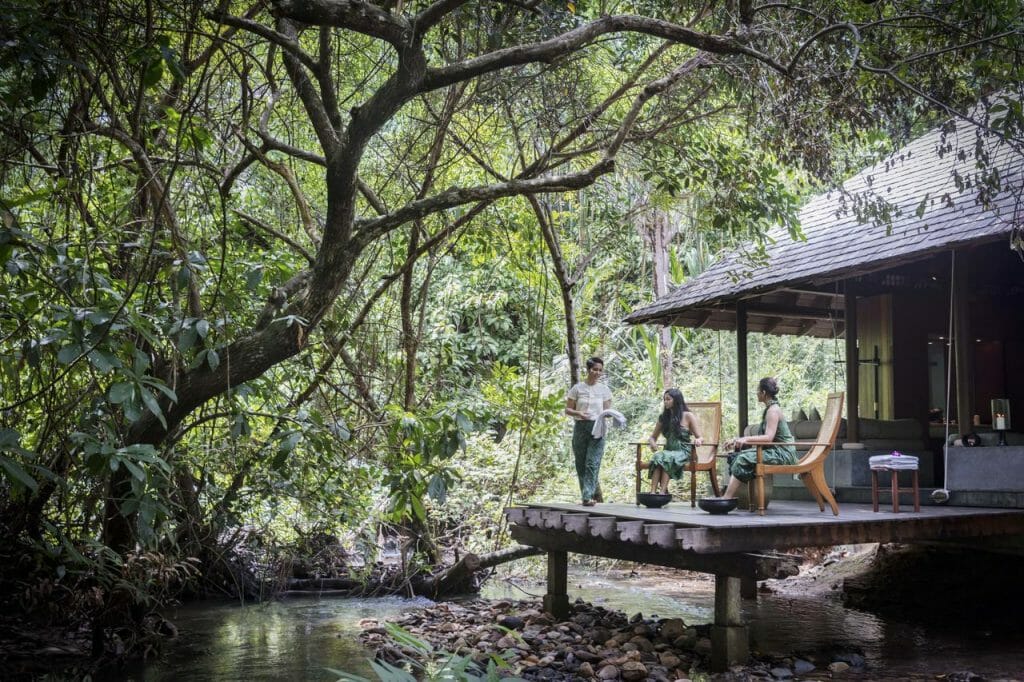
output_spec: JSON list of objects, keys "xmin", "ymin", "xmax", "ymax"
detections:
[
  {"xmin": 643, "ymin": 388, "xmax": 703, "ymax": 495},
  {"xmin": 722, "ymin": 377, "xmax": 796, "ymax": 499}
]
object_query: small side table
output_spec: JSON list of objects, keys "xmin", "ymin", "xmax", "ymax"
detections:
[{"xmin": 870, "ymin": 460, "xmax": 920, "ymax": 513}]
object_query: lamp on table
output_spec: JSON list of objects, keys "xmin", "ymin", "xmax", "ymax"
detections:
[{"xmin": 991, "ymin": 398, "xmax": 1011, "ymax": 447}]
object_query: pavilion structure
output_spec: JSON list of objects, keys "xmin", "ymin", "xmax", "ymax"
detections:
[{"xmin": 625, "ymin": 95, "xmax": 1024, "ymax": 504}]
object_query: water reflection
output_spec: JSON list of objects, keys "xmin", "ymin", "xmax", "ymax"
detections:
[
  {"xmin": 122, "ymin": 571, "xmax": 1024, "ymax": 680},
  {"xmin": 121, "ymin": 596, "xmax": 433, "ymax": 681}
]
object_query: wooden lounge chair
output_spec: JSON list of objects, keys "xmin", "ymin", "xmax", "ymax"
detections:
[
  {"xmin": 633, "ymin": 401, "xmax": 722, "ymax": 507},
  {"xmin": 751, "ymin": 391, "xmax": 845, "ymax": 516},
  {"xmin": 683, "ymin": 401, "xmax": 723, "ymax": 506}
]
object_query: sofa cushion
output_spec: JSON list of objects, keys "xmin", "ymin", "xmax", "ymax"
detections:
[
  {"xmin": 746, "ymin": 417, "xmax": 926, "ymax": 449},
  {"xmin": 859, "ymin": 418, "xmax": 924, "ymax": 440},
  {"xmin": 861, "ymin": 438, "xmax": 928, "ymax": 452}
]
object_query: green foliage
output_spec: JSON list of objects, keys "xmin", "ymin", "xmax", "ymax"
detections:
[
  {"xmin": 0, "ymin": 0, "xmax": 1019, "ymax": 641},
  {"xmin": 381, "ymin": 406, "xmax": 475, "ymax": 524}
]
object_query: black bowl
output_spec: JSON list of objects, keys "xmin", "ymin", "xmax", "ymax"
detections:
[
  {"xmin": 636, "ymin": 492, "xmax": 672, "ymax": 508},
  {"xmin": 697, "ymin": 496, "xmax": 739, "ymax": 515}
]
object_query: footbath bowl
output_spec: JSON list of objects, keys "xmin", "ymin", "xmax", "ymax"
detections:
[
  {"xmin": 636, "ymin": 492, "xmax": 672, "ymax": 508},
  {"xmin": 697, "ymin": 496, "xmax": 739, "ymax": 515}
]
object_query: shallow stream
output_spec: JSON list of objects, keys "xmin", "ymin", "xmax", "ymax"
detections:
[{"xmin": 121, "ymin": 567, "xmax": 1024, "ymax": 680}]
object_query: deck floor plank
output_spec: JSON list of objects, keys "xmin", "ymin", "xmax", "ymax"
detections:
[{"xmin": 507, "ymin": 500, "xmax": 1024, "ymax": 554}]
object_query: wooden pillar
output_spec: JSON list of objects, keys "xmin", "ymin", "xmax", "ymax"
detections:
[
  {"xmin": 844, "ymin": 287, "xmax": 860, "ymax": 445},
  {"xmin": 542, "ymin": 550, "xmax": 569, "ymax": 619},
  {"xmin": 711, "ymin": 574, "xmax": 749, "ymax": 671},
  {"xmin": 737, "ymin": 303, "xmax": 749, "ymax": 434},
  {"xmin": 740, "ymin": 574, "xmax": 758, "ymax": 600},
  {"xmin": 953, "ymin": 254, "xmax": 973, "ymax": 429}
]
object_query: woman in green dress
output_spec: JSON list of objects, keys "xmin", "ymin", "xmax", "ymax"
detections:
[
  {"xmin": 722, "ymin": 376, "xmax": 797, "ymax": 499},
  {"xmin": 643, "ymin": 388, "xmax": 703, "ymax": 495}
]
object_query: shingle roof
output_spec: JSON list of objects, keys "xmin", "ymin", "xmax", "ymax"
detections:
[{"xmin": 625, "ymin": 100, "xmax": 1024, "ymax": 328}]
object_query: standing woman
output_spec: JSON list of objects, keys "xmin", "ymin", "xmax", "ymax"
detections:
[
  {"xmin": 644, "ymin": 388, "xmax": 703, "ymax": 495},
  {"xmin": 565, "ymin": 356, "xmax": 612, "ymax": 506},
  {"xmin": 722, "ymin": 377, "xmax": 796, "ymax": 499}
]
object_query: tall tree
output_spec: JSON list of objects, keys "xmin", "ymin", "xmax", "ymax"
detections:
[{"xmin": 1, "ymin": 0, "xmax": 1021, "ymax": 579}]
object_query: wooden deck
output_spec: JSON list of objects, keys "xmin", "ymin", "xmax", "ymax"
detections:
[
  {"xmin": 506, "ymin": 500, "xmax": 1024, "ymax": 555},
  {"xmin": 505, "ymin": 499, "xmax": 1024, "ymax": 670}
]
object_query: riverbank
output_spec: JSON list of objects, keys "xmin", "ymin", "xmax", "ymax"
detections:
[
  {"xmin": 360, "ymin": 595, "xmax": 868, "ymax": 680},
  {"xmin": 356, "ymin": 546, "xmax": 870, "ymax": 680},
  {"xmin": 355, "ymin": 544, "xmax": 1021, "ymax": 680}
]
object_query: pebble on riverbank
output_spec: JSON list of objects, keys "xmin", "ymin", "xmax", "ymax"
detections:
[{"xmin": 356, "ymin": 597, "xmax": 866, "ymax": 680}]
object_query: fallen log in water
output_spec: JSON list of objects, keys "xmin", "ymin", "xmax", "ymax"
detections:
[
  {"xmin": 284, "ymin": 544, "xmax": 544, "ymax": 599},
  {"xmin": 286, "ymin": 576, "xmax": 363, "ymax": 591},
  {"xmin": 415, "ymin": 545, "xmax": 545, "ymax": 599}
]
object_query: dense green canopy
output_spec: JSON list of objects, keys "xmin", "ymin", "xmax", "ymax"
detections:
[{"xmin": 0, "ymin": 0, "xmax": 1021, "ymax": 660}]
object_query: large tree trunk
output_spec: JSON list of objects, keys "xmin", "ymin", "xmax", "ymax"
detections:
[
  {"xmin": 645, "ymin": 206, "xmax": 676, "ymax": 389},
  {"xmin": 531, "ymin": 196, "xmax": 582, "ymax": 384}
]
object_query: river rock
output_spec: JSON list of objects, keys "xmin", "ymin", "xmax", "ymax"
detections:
[
  {"xmin": 498, "ymin": 615, "xmax": 524, "ymax": 630},
  {"xmin": 529, "ymin": 612, "xmax": 555, "ymax": 626},
  {"xmin": 659, "ymin": 618, "xmax": 687, "ymax": 640},
  {"xmin": 793, "ymin": 658, "xmax": 815, "ymax": 674},
  {"xmin": 572, "ymin": 612, "xmax": 597, "ymax": 627},
  {"xmin": 659, "ymin": 652, "xmax": 682, "ymax": 669},
  {"xmin": 672, "ymin": 628, "xmax": 698, "ymax": 649},
  {"xmin": 621, "ymin": 660, "xmax": 648, "ymax": 680},
  {"xmin": 628, "ymin": 636, "xmax": 654, "ymax": 652},
  {"xmin": 356, "ymin": 595, "xmax": 890, "ymax": 682},
  {"xmin": 611, "ymin": 632, "xmax": 633, "ymax": 646},
  {"xmin": 495, "ymin": 635, "xmax": 517, "ymax": 649},
  {"xmin": 632, "ymin": 623, "xmax": 653, "ymax": 637}
]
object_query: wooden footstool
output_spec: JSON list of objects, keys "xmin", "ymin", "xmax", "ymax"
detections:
[{"xmin": 869, "ymin": 454, "xmax": 920, "ymax": 513}]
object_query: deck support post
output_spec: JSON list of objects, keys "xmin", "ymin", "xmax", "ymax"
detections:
[
  {"xmin": 542, "ymin": 550, "xmax": 569, "ymax": 619},
  {"xmin": 710, "ymin": 574, "xmax": 748, "ymax": 671},
  {"xmin": 740, "ymin": 574, "xmax": 758, "ymax": 600}
]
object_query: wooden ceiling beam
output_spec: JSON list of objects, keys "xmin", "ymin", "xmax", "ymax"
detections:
[
  {"xmin": 778, "ymin": 286, "xmax": 844, "ymax": 299},
  {"xmin": 745, "ymin": 303, "xmax": 845, "ymax": 321},
  {"xmin": 796, "ymin": 319, "xmax": 818, "ymax": 336},
  {"xmin": 694, "ymin": 311, "xmax": 714, "ymax": 328}
]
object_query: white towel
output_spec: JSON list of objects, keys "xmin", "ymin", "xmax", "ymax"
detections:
[
  {"xmin": 869, "ymin": 454, "xmax": 919, "ymax": 470},
  {"xmin": 591, "ymin": 409, "xmax": 627, "ymax": 439}
]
